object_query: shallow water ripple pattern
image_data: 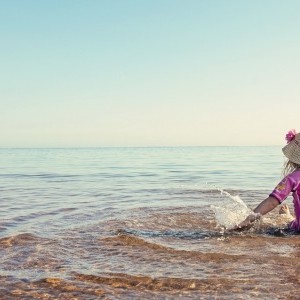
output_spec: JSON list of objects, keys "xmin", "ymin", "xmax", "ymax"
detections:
[{"xmin": 1, "ymin": 147, "xmax": 298, "ymax": 299}]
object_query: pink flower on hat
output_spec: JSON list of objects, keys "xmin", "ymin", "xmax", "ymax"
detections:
[{"xmin": 285, "ymin": 129, "xmax": 297, "ymax": 143}]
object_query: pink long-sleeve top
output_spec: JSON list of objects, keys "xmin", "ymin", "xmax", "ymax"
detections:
[{"xmin": 270, "ymin": 170, "xmax": 300, "ymax": 231}]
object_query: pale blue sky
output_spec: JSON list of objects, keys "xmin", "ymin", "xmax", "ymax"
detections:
[{"xmin": 1, "ymin": 0, "xmax": 300, "ymax": 147}]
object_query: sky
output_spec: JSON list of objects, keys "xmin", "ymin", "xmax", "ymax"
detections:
[{"xmin": 1, "ymin": 0, "xmax": 300, "ymax": 147}]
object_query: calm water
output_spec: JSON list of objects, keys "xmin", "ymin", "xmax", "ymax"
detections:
[{"xmin": 1, "ymin": 147, "xmax": 299, "ymax": 299}]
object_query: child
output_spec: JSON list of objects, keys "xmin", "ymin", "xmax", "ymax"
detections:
[{"xmin": 236, "ymin": 129, "xmax": 300, "ymax": 231}]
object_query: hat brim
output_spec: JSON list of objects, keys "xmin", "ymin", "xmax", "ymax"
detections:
[{"xmin": 282, "ymin": 140, "xmax": 300, "ymax": 165}]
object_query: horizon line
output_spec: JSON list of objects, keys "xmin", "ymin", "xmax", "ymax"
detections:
[{"xmin": 0, "ymin": 145, "xmax": 282, "ymax": 149}]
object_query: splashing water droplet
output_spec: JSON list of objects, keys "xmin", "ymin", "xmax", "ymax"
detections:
[{"xmin": 211, "ymin": 188, "xmax": 252, "ymax": 229}]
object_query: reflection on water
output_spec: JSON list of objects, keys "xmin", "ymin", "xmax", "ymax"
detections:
[{"xmin": 1, "ymin": 147, "xmax": 299, "ymax": 299}]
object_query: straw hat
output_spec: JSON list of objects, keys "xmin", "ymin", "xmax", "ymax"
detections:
[{"xmin": 282, "ymin": 131, "xmax": 300, "ymax": 165}]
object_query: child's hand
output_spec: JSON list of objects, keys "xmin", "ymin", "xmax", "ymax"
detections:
[{"xmin": 229, "ymin": 213, "xmax": 261, "ymax": 231}]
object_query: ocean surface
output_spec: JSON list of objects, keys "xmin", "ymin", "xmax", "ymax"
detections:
[{"xmin": 1, "ymin": 147, "xmax": 299, "ymax": 299}]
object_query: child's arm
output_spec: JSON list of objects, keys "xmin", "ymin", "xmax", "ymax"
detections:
[
  {"xmin": 253, "ymin": 196, "xmax": 280, "ymax": 215},
  {"xmin": 235, "ymin": 196, "xmax": 280, "ymax": 229}
]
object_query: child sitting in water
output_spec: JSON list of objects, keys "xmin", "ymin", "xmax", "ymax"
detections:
[{"xmin": 237, "ymin": 130, "xmax": 300, "ymax": 231}]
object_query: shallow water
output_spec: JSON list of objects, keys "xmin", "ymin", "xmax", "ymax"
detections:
[{"xmin": 1, "ymin": 147, "xmax": 299, "ymax": 299}]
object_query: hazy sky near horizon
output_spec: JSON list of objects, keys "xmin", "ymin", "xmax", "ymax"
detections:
[{"xmin": 1, "ymin": 0, "xmax": 300, "ymax": 147}]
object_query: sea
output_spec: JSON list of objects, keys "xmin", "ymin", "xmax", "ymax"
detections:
[{"xmin": 1, "ymin": 146, "xmax": 299, "ymax": 299}]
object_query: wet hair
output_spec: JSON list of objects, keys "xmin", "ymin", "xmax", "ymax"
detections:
[{"xmin": 283, "ymin": 160, "xmax": 300, "ymax": 177}]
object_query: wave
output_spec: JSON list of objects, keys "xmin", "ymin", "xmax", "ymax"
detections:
[
  {"xmin": 0, "ymin": 233, "xmax": 45, "ymax": 248},
  {"xmin": 100, "ymin": 234, "xmax": 247, "ymax": 262},
  {"xmin": 0, "ymin": 173, "xmax": 81, "ymax": 178},
  {"xmin": 6, "ymin": 271, "xmax": 295, "ymax": 299},
  {"xmin": 71, "ymin": 271, "xmax": 253, "ymax": 292},
  {"xmin": 117, "ymin": 228, "xmax": 220, "ymax": 239}
]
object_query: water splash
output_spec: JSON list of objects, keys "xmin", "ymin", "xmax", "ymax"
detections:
[{"xmin": 211, "ymin": 188, "xmax": 252, "ymax": 229}]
